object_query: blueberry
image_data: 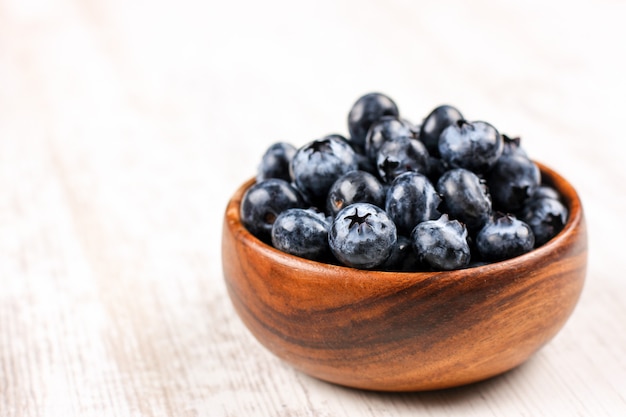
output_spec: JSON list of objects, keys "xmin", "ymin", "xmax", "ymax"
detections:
[
  {"xmin": 329, "ymin": 203, "xmax": 397, "ymax": 269},
  {"xmin": 531, "ymin": 185, "xmax": 561, "ymax": 201},
  {"xmin": 487, "ymin": 153, "xmax": 541, "ymax": 213},
  {"xmin": 323, "ymin": 133, "xmax": 376, "ymax": 174},
  {"xmin": 271, "ymin": 208, "xmax": 330, "ymax": 261},
  {"xmin": 348, "ymin": 92, "xmax": 400, "ymax": 150},
  {"xmin": 476, "ymin": 213, "xmax": 535, "ymax": 261},
  {"xmin": 240, "ymin": 179, "xmax": 304, "ymax": 242},
  {"xmin": 423, "ymin": 155, "xmax": 448, "ymax": 184},
  {"xmin": 364, "ymin": 115, "xmax": 413, "ymax": 163},
  {"xmin": 354, "ymin": 152, "xmax": 377, "ymax": 175},
  {"xmin": 437, "ymin": 168, "xmax": 492, "ymax": 232},
  {"xmin": 256, "ymin": 142, "xmax": 297, "ymax": 182},
  {"xmin": 411, "ymin": 214, "xmax": 471, "ymax": 270},
  {"xmin": 290, "ymin": 136, "xmax": 359, "ymax": 205},
  {"xmin": 402, "ymin": 118, "xmax": 421, "ymax": 138},
  {"xmin": 419, "ymin": 104, "xmax": 464, "ymax": 156},
  {"xmin": 380, "ymin": 235, "xmax": 423, "ymax": 272},
  {"xmin": 376, "ymin": 137, "xmax": 430, "ymax": 184},
  {"xmin": 520, "ymin": 197, "xmax": 568, "ymax": 247},
  {"xmin": 385, "ymin": 172, "xmax": 441, "ymax": 236},
  {"xmin": 501, "ymin": 134, "xmax": 528, "ymax": 157},
  {"xmin": 326, "ymin": 170, "xmax": 385, "ymax": 216},
  {"xmin": 438, "ymin": 120, "xmax": 503, "ymax": 174}
]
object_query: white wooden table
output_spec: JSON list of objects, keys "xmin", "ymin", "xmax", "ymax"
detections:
[{"xmin": 1, "ymin": 0, "xmax": 625, "ymax": 415}]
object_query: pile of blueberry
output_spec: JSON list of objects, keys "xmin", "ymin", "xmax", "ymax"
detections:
[{"xmin": 240, "ymin": 92, "xmax": 568, "ymax": 271}]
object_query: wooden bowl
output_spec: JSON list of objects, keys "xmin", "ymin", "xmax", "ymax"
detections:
[{"xmin": 221, "ymin": 162, "xmax": 587, "ymax": 391}]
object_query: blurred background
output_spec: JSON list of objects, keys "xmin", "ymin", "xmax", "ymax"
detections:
[{"xmin": 1, "ymin": 0, "xmax": 625, "ymax": 415}]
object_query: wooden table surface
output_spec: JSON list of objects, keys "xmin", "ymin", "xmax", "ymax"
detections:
[{"xmin": 1, "ymin": 0, "xmax": 625, "ymax": 415}]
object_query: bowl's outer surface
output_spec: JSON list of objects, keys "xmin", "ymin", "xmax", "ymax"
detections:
[{"xmin": 221, "ymin": 163, "xmax": 587, "ymax": 391}]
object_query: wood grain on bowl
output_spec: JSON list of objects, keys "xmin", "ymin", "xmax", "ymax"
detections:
[{"xmin": 221, "ymin": 162, "xmax": 587, "ymax": 391}]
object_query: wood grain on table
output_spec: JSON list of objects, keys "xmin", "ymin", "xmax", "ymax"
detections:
[{"xmin": 1, "ymin": 0, "xmax": 625, "ymax": 416}]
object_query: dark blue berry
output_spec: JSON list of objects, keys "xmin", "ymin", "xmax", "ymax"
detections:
[
  {"xmin": 438, "ymin": 120, "xmax": 503, "ymax": 174},
  {"xmin": 326, "ymin": 170, "xmax": 385, "ymax": 216},
  {"xmin": 240, "ymin": 179, "xmax": 304, "ymax": 242},
  {"xmin": 376, "ymin": 137, "xmax": 430, "ymax": 184},
  {"xmin": 476, "ymin": 213, "xmax": 535, "ymax": 261},
  {"xmin": 329, "ymin": 203, "xmax": 397, "ymax": 269},
  {"xmin": 487, "ymin": 154, "xmax": 541, "ymax": 213},
  {"xmin": 380, "ymin": 235, "xmax": 423, "ymax": 271},
  {"xmin": 402, "ymin": 118, "xmax": 421, "ymax": 138},
  {"xmin": 290, "ymin": 136, "xmax": 358, "ymax": 205},
  {"xmin": 364, "ymin": 115, "xmax": 413, "ymax": 162},
  {"xmin": 423, "ymin": 155, "xmax": 448, "ymax": 184},
  {"xmin": 437, "ymin": 168, "xmax": 492, "ymax": 232},
  {"xmin": 419, "ymin": 105, "xmax": 464, "ymax": 156},
  {"xmin": 385, "ymin": 172, "xmax": 441, "ymax": 236},
  {"xmin": 520, "ymin": 197, "xmax": 568, "ymax": 247},
  {"xmin": 348, "ymin": 93, "xmax": 400, "ymax": 150},
  {"xmin": 324, "ymin": 133, "xmax": 377, "ymax": 175},
  {"xmin": 411, "ymin": 214, "xmax": 471, "ymax": 270},
  {"xmin": 501, "ymin": 134, "xmax": 528, "ymax": 157},
  {"xmin": 271, "ymin": 208, "xmax": 330, "ymax": 261},
  {"xmin": 531, "ymin": 185, "xmax": 561, "ymax": 201},
  {"xmin": 256, "ymin": 142, "xmax": 297, "ymax": 182}
]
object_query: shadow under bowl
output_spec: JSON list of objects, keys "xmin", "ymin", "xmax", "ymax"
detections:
[{"xmin": 221, "ymin": 162, "xmax": 587, "ymax": 391}]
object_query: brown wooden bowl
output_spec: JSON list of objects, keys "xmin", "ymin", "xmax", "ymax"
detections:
[{"xmin": 221, "ymin": 162, "xmax": 587, "ymax": 391}]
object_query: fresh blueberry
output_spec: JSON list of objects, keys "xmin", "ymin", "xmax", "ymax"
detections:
[
  {"xmin": 438, "ymin": 120, "xmax": 503, "ymax": 174},
  {"xmin": 487, "ymin": 153, "xmax": 541, "ymax": 213},
  {"xmin": 411, "ymin": 214, "xmax": 471, "ymax": 270},
  {"xmin": 380, "ymin": 235, "xmax": 423, "ymax": 271},
  {"xmin": 326, "ymin": 170, "xmax": 385, "ymax": 216},
  {"xmin": 423, "ymin": 155, "xmax": 448, "ymax": 184},
  {"xmin": 364, "ymin": 115, "xmax": 414, "ymax": 163},
  {"xmin": 419, "ymin": 104, "xmax": 464, "ymax": 156},
  {"xmin": 256, "ymin": 142, "xmax": 297, "ymax": 182},
  {"xmin": 385, "ymin": 172, "xmax": 441, "ymax": 236},
  {"xmin": 240, "ymin": 179, "xmax": 304, "ymax": 242},
  {"xmin": 520, "ymin": 197, "xmax": 568, "ymax": 247},
  {"xmin": 271, "ymin": 208, "xmax": 330, "ymax": 261},
  {"xmin": 323, "ymin": 133, "xmax": 376, "ymax": 174},
  {"xmin": 402, "ymin": 118, "xmax": 421, "ymax": 138},
  {"xmin": 376, "ymin": 137, "xmax": 430, "ymax": 184},
  {"xmin": 437, "ymin": 168, "xmax": 492, "ymax": 232},
  {"xmin": 476, "ymin": 213, "xmax": 535, "ymax": 261},
  {"xmin": 354, "ymin": 152, "xmax": 377, "ymax": 175},
  {"xmin": 348, "ymin": 92, "xmax": 400, "ymax": 150},
  {"xmin": 501, "ymin": 134, "xmax": 528, "ymax": 157},
  {"xmin": 329, "ymin": 203, "xmax": 397, "ymax": 269},
  {"xmin": 531, "ymin": 185, "xmax": 561, "ymax": 201},
  {"xmin": 290, "ymin": 136, "xmax": 359, "ymax": 205}
]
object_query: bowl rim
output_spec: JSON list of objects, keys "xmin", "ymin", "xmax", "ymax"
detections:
[{"xmin": 225, "ymin": 160, "xmax": 583, "ymax": 280}]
